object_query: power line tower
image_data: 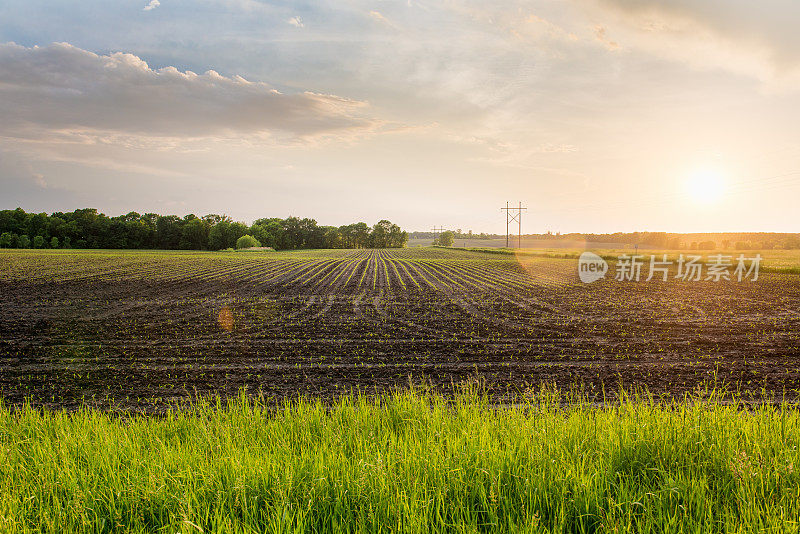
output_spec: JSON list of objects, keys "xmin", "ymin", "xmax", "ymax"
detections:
[
  {"xmin": 431, "ymin": 226, "xmax": 445, "ymax": 244},
  {"xmin": 500, "ymin": 202, "xmax": 527, "ymax": 248}
]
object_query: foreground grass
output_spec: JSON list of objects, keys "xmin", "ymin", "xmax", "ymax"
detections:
[{"xmin": 1, "ymin": 391, "xmax": 799, "ymax": 533}]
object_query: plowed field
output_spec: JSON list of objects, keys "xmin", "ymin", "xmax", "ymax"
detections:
[{"xmin": 1, "ymin": 248, "xmax": 799, "ymax": 410}]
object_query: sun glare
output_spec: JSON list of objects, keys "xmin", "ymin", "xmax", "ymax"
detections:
[{"xmin": 684, "ymin": 168, "xmax": 726, "ymax": 205}]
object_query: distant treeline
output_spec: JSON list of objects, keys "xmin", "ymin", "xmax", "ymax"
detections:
[
  {"xmin": 410, "ymin": 231, "xmax": 496, "ymax": 240},
  {"xmin": 0, "ymin": 208, "xmax": 408, "ymax": 250},
  {"xmin": 412, "ymin": 230, "xmax": 800, "ymax": 250},
  {"xmin": 558, "ymin": 231, "xmax": 800, "ymax": 250}
]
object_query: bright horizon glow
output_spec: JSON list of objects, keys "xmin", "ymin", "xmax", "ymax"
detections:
[{"xmin": 684, "ymin": 168, "xmax": 727, "ymax": 206}]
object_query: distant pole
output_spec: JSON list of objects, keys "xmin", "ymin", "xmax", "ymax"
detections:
[
  {"xmin": 506, "ymin": 201, "xmax": 509, "ymax": 247},
  {"xmin": 431, "ymin": 226, "xmax": 444, "ymax": 245},
  {"xmin": 500, "ymin": 202, "xmax": 527, "ymax": 249}
]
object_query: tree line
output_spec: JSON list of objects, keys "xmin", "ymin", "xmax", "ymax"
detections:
[
  {"xmin": 410, "ymin": 230, "xmax": 495, "ymax": 240},
  {"xmin": 558, "ymin": 231, "xmax": 800, "ymax": 250},
  {"xmin": 0, "ymin": 208, "xmax": 408, "ymax": 250},
  {"xmin": 414, "ymin": 229, "xmax": 800, "ymax": 250}
]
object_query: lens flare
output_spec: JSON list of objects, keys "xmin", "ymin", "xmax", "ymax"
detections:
[
  {"xmin": 512, "ymin": 246, "xmax": 587, "ymax": 288},
  {"xmin": 218, "ymin": 306, "xmax": 234, "ymax": 332}
]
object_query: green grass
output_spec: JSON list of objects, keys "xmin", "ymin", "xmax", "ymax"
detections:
[{"xmin": 1, "ymin": 389, "xmax": 799, "ymax": 533}]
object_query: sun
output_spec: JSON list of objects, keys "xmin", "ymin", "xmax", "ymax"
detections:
[{"xmin": 684, "ymin": 167, "xmax": 726, "ymax": 205}]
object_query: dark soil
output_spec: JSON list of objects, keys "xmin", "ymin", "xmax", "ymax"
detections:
[{"xmin": 1, "ymin": 250, "xmax": 799, "ymax": 411}]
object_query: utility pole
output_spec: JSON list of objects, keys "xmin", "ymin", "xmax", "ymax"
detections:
[
  {"xmin": 431, "ymin": 226, "xmax": 444, "ymax": 245},
  {"xmin": 500, "ymin": 202, "xmax": 527, "ymax": 249},
  {"xmin": 504, "ymin": 201, "xmax": 509, "ymax": 247}
]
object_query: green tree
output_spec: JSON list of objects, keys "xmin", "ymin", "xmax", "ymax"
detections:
[
  {"xmin": 49, "ymin": 216, "xmax": 65, "ymax": 240},
  {"xmin": 209, "ymin": 220, "xmax": 249, "ymax": 250},
  {"xmin": 208, "ymin": 221, "xmax": 230, "ymax": 250},
  {"xmin": 229, "ymin": 222, "xmax": 249, "ymax": 247},
  {"xmin": 353, "ymin": 223, "xmax": 370, "ymax": 248},
  {"xmin": 304, "ymin": 219, "xmax": 326, "ymax": 248},
  {"xmin": 156, "ymin": 215, "xmax": 182, "ymax": 249},
  {"xmin": 435, "ymin": 231, "xmax": 454, "ymax": 247},
  {"xmin": 388, "ymin": 222, "xmax": 407, "ymax": 248},
  {"xmin": 253, "ymin": 219, "xmax": 285, "ymax": 249},
  {"xmin": 236, "ymin": 235, "xmax": 261, "ymax": 249},
  {"xmin": 324, "ymin": 227, "xmax": 342, "ymax": 248},
  {"xmin": 338, "ymin": 224, "xmax": 355, "ymax": 248},
  {"xmin": 370, "ymin": 220, "xmax": 392, "ymax": 248},
  {"xmin": 33, "ymin": 235, "xmax": 45, "ymax": 249},
  {"xmin": 179, "ymin": 217, "xmax": 208, "ymax": 250},
  {"xmin": 106, "ymin": 219, "xmax": 128, "ymax": 248},
  {"xmin": 281, "ymin": 217, "xmax": 304, "ymax": 249},
  {"xmin": 27, "ymin": 212, "xmax": 50, "ymax": 241},
  {"xmin": 0, "ymin": 208, "xmax": 409, "ymax": 252},
  {"xmin": 249, "ymin": 224, "xmax": 275, "ymax": 248},
  {"xmin": 203, "ymin": 214, "xmax": 229, "ymax": 226},
  {"xmin": 124, "ymin": 218, "xmax": 154, "ymax": 249}
]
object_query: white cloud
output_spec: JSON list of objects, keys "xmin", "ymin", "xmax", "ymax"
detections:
[
  {"xmin": 593, "ymin": 25, "xmax": 619, "ymax": 51},
  {"xmin": 143, "ymin": 0, "xmax": 160, "ymax": 12},
  {"xmin": 368, "ymin": 11, "xmax": 389, "ymax": 25},
  {"xmin": 0, "ymin": 42, "xmax": 385, "ymax": 144},
  {"xmin": 287, "ymin": 16, "xmax": 303, "ymax": 28},
  {"xmin": 585, "ymin": 0, "xmax": 800, "ymax": 86}
]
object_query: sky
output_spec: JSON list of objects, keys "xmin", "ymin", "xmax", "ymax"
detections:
[{"xmin": 1, "ymin": 0, "xmax": 800, "ymax": 234}]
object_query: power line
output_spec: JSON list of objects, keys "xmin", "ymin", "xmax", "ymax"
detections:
[
  {"xmin": 431, "ymin": 226, "xmax": 445, "ymax": 244},
  {"xmin": 500, "ymin": 202, "xmax": 527, "ymax": 248}
]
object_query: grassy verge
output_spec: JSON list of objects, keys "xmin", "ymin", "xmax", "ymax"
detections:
[{"xmin": 1, "ymin": 390, "xmax": 799, "ymax": 533}]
